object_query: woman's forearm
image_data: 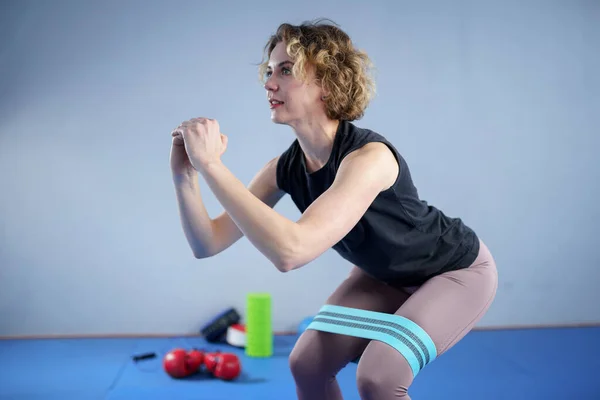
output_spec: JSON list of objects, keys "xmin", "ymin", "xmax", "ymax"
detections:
[
  {"xmin": 198, "ymin": 161, "xmax": 299, "ymax": 271},
  {"xmin": 173, "ymin": 173, "xmax": 217, "ymax": 258}
]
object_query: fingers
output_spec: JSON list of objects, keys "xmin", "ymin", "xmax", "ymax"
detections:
[
  {"xmin": 171, "ymin": 118, "xmax": 222, "ymax": 140},
  {"xmin": 183, "ymin": 117, "xmax": 213, "ymax": 126},
  {"xmin": 190, "ymin": 117, "xmax": 212, "ymax": 124},
  {"xmin": 173, "ymin": 117, "xmax": 209, "ymax": 132}
]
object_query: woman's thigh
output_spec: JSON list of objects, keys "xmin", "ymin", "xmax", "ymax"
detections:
[
  {"xmin": 394, "ymin": 239, "xmax": 498, "ymax": 356},
  {"xmin": 353, "ymin": 239, "xmax": 498, "ymax": 396}
]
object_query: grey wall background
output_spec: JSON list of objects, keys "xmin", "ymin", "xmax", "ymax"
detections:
[{"xmin": 1, "ymin": 0, "xmax": 598, "ymax": 336}]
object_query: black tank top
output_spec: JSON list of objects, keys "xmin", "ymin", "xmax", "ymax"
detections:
[{"xmin": 276, "ymin": 120, "xmax": 480, "ymax": 287}]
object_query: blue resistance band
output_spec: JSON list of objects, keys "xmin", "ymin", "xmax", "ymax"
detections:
[{"xmin": 305, "ymin": 304, "xmax": 437, "ymax": 378}]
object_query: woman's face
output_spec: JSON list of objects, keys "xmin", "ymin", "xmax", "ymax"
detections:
[{"xmin": 263, "ymin": 41, "xmax": 326, "ymax": 127}]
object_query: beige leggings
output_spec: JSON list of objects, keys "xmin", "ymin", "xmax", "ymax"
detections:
[{"xmin": 289, "ymin": 239, "xmax": 498, "ymax": 400}]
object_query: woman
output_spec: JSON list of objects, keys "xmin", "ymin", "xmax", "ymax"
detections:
[{"xmin": 170, "ymin": 19, "xmax": 497, "ymax": 400}]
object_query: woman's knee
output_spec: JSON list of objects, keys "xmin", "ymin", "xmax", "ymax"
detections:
[
  {"xmin": 289, "ymin": 332, "xmax": 314, "ymax": 378},
  {"xmin": 289, "ymin": 330, "xmax": 337, "ymax": 383},
  {"xmin": 356, "ymin": 341, "xmax": 414, "ymax": 399}
]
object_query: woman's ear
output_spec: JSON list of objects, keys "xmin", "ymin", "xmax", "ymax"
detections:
[{"xmin": 321, "ymin": 87, "xmax": 330, "ymax": 101}]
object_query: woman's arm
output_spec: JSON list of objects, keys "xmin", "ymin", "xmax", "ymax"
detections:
[
  {"xmin": 199, "ymin": 142, "xmax": 399, "ymax": 271},
  {"xmin": 174, "ymin": 156, "xmax": 285, "ymax": 258}
]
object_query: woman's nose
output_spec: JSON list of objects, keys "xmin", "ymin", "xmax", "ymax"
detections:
[{"xmin": 264, "ymin": 77, "xmax": 278, "ymax": 92}]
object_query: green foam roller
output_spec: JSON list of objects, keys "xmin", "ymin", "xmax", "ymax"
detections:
[{"xmin": 245, "ymin": 292, "xmax": 273, "ymax": 358}]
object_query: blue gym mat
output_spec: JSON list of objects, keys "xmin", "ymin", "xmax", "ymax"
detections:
[{"xmin": 1, "ymin": 327, "xmax": 599, "ymax": 399}]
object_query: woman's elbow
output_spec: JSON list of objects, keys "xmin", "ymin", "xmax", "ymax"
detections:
[
  {"xmin": 273, "ymin": 245, "xmax": 313, "ymax": 272},
  {"xmin": 268, "ymin": 228, "xmax": 320, "ymax": 272},
  {"xmin": 273, "ymin": 257, "xmax": 306, "ymax": 273},
  {"xmin": 273, "ymin": 259, "xmax": 301, "ymax": 273},
  {"xmin": 193, "ymin": 250, "xmax": 212, "ymax": 259},
  {"xmin": 269, "ymin": 249, "xmax": 295, "ymax": 272},
  {"xmin": 192, "ymin": 244, "xmax": 218, "ymax": 259}
]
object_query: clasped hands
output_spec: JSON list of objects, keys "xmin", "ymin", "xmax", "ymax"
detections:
[{"xmin": 171, "ymin": 117, "xmax": 228, "ymax": 171}]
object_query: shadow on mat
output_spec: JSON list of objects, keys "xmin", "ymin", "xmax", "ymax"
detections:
[{"xmin": 180, "ymin": 371, "xmax": 268, "ymax": 384}]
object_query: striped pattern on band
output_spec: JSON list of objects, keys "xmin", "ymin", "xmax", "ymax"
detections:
[{"xmin": 305, "ymin": 305, "xmax": 437, "ymax": 378}]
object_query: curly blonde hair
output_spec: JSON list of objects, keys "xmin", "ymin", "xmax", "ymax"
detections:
[{"xmin": 258, "ymin": 19, "xmax": 376, "ymax": 121}]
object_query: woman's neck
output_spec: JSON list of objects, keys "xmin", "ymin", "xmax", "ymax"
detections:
[{"xmin": 293, "ymin": 118, "xmax": 340, "ymax": 173}]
